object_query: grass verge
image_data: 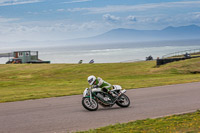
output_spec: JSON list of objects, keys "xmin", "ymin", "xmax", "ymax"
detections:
[
  {"xmin": 78, "ymin": 110, "xmax": 200, "ymax": 133},
  {"xmin": 0, "ymin": 58, "xmax": 200, "ymax": 102}
]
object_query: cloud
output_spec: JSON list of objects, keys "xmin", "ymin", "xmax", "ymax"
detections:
[
  {"xmin": 127, "ymin": 15, "xmax": 137, "ymax": 22},
  {"xmin": 57, "ymin": 9, "xmax": 65, "ymax": 12},
  {"xmin": 0, "ymin": 0, "xmax": 42, "ymax": 6},
  {"xmin": 182, "ymin": 12, "xmax": 200, "ymax": 23},
  {"xmin": 103, "ymin": 14, "xmax": 120, "ymax": 23},
  {"xmin": 67, "ymin": 1, "xmax": 200, "ymax": 14},
  {"xmin": 63, "ymin": 0, "xmax": 92, "ymax": 4},
  {"xmin": 0, "ymin": 20, "xmax": 106, "ymax": 42},
  {"xmin": 0, "ymin": 17, "xmax": 20, "ymax": 23},
  {"xmin": 130, "ymin": 12, "xmax": 200, "ymax": 28},
  {"xmin": 192, "ymin": 12, "xmax": 200, "ymax": 19}
]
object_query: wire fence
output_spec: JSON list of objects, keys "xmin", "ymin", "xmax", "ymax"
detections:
[{"xmin": 162, "ymin": 49, "xmax": 200, "ymax": 59}]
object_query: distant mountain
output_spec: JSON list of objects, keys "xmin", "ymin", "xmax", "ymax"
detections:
[
  {"xmin": 1, "ymin": 25, "xmax": 200, "ymax": 47},
  {"xmin": 82, "ymin": 25, "xmax": 200, "ymax": 44}
]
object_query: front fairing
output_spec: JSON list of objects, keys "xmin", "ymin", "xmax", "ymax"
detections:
[
  {"xmin": 83, "ymin": 88, "xmax": 89, "ymax": 97},
  {"xmin": 83, "ymin": 88, "xmax": 95, "ymax": 98}
]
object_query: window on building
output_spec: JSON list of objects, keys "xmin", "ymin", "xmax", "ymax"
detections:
[
  {"xmin": 26, "ymin": 52, "xmax": 30, "ymax": 56},
  {"xmin": 19, "ymin": 52, "xmax": 23, "ymax": 57}
]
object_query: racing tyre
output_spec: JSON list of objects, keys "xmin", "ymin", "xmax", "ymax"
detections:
[
  {"xmin": 116, "ymin": 94, "xmax": 130, "ymax": 107},
  {"xmin": 82, "ymin": 97, "xmax": 98, "ymax": 111}
]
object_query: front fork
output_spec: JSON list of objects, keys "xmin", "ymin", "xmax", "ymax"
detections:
[{"xmin": 89, "ymin": 90, "xmax": 93, "ymax": 103}]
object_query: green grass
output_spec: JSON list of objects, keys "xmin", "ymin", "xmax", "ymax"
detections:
[
  {"xmin": 78, "ymin": 110, "xmax": 200, "ymax": 133},
  {"xmin": 0, "ymin": 57, "xmax": 200, "ymax": 102}
]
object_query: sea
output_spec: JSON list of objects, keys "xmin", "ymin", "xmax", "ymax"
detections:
[{"xmin": 1, "ymin": 40, "xmax": 200, "ymax": 64}]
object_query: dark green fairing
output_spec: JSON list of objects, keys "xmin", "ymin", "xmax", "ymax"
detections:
[
  {"xmin": 93, "ymin": 92, "xmax": 115, "ymax": 105},
  {"xmin": 84, "ymin": 96, "xmax": 95, "ymax": 99}
]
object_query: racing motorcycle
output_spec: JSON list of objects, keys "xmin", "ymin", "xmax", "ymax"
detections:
[{"xmin": 82, "ymin": 85, "xmax": 130, "ymax": 111}]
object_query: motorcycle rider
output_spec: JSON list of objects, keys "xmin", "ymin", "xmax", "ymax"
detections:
[{"xmin": 87, "ymin": 75, "xmax": 116, "ymax": 97}]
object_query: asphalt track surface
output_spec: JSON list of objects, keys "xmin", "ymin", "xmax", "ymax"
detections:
[{"xmin": 0, "ymin": 82, "xmax": 200, "ymax": 133}]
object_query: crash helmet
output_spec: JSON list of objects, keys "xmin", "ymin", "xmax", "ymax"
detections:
[{"xmin": 87, "ymin": 75, "xmax": 96, "ymax": 85}]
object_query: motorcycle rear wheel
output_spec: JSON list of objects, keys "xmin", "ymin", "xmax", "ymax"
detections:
[
  {"xmin": 116, "ymin": 94, "xmax": 130, "ymax": 107},
  {"xmin": 82, "ymin": 97, "xmax": 98, "ymax": 111}
]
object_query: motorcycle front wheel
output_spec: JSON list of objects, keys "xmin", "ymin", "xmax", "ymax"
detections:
[
  {"xmin": 116, "ymin": 94, "xmax": 130, "ymax": 107},
  {"xmin": 82, "ymin": 97, "xmax": 98, "ymax": 111}
]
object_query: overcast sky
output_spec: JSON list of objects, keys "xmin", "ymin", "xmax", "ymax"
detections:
[{"xmin": 0, "ymin": 0, "xmax": 200, "ymax": 43}]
